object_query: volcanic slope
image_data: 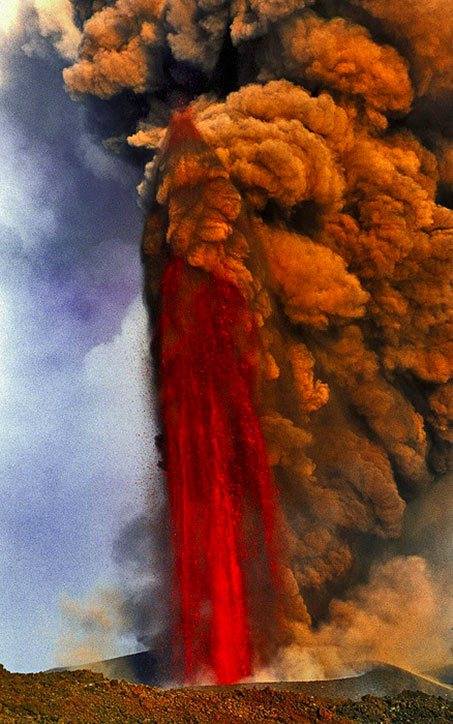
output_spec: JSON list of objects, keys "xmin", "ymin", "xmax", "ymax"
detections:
[
  {"xmin": 51, "ymin": 651, "xmax": 453, "ymax": 700},
  {"xmin": 2, "ymin": 664, "xmax": 452, "ymax": 724}
]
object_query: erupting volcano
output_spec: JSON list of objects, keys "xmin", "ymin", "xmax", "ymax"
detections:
[{"xmin": 62, "ymin": 0, "xmax": 453, "ymax": 687}]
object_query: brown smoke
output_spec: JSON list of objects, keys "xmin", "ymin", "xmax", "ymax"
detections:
[
  {"xmin": 66, "ymin": 0, "xmax": 453, "ymax": 676},
  {"xmin": 63, "ymin": 0, "xmax": 165, "ymax": 97},
  {"xmin": 258, "ymin": 13, "xmax": 413, "ymax": 121},
  {"xmin": 267, "ymin": 554, "xmax": 452, "ymax": 680},
  {"xmin": 351, "ymin": 0, "xmax": 453, "ymax": 99}
]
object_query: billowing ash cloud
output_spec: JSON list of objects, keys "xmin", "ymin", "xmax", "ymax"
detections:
[{"xmin": 65, "ymin": 0, "xmax": 452, "ymax": 677}]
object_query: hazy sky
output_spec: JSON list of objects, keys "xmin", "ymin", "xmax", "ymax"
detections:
[{"xmin": 0, "ymin": 3, "xmax": 159, "ymax": 672}]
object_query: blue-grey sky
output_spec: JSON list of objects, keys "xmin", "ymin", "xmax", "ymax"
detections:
[{"xmin": 0, "ymin": 4, "xmax": 160, "ymax": 673}]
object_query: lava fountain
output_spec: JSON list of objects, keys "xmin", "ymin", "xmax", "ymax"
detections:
[{"xmin": 149, "ymin": 111, "xmax": 282, "ymax": 684}]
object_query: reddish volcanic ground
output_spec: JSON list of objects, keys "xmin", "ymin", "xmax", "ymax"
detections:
[{"xmin": 1, "ymin": 663, "xmax": 452, "ymax": 724}]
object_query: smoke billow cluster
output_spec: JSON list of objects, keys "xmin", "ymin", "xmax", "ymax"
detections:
[{"xmin": 65, "ymin": 0, "xmax": 452, "ymax": 677}]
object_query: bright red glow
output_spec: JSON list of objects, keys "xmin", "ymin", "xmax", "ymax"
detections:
[{"xmin": 158, "ymin": 257, "xmax": 280, "ymax": 684}]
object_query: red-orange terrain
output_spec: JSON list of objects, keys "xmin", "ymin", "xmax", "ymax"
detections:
[{"xmin": 1, "ymin": 666, "xmax": 452, "ymax": 724}]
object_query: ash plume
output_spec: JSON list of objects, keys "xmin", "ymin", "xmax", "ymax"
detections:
[{"xmin": 65, "ymin": 0, "xmax": 452, "ymax": 678}]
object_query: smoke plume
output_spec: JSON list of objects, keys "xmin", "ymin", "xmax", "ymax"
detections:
[
  {"xmin": 65, "ymin": 0, "xmax": 452, "ymax": 680},
  {"xmin": 56, "ymin": 586, "xmax": 131, "ymax": 667}
]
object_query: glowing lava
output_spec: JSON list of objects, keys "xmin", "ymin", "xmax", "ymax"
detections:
[{"xmin": 157, "ymin": 255, "xmax": 280, "ymax": 684}]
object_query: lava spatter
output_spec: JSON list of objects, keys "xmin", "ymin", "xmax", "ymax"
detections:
[{"xmin": 158, "ymin": 256, "xmax": 280, "ymax": 684}]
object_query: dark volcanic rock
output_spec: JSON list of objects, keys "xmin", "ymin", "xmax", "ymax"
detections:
[
  {"xmin": 426, "ymin": 664, "xmax": 453, "ymax": 686},
  {"xmin": 198, "ymin": 662, "xmax": 453, "ymax": 701},
  {"xmin": 49, "ymin": 649, "xmax": 164, "ymax": 685},
  {"xmin": 332, "ymin": 690, "xmax": 452, "ymax": 724}
]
